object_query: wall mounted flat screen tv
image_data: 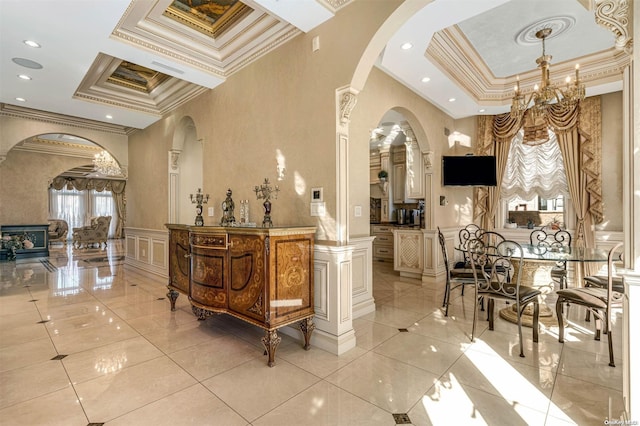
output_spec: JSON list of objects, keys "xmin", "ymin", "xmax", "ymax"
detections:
[{"xmin": 442, "ymin": 155, "xmax": 497, "ymax": 186}]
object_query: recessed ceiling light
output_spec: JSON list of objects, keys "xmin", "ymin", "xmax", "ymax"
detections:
[
  {"xmin": 23, "ymin": 40, "xmax": 40, "ymax": 48},
  {"xmin": 448, "ymin": 98, "xmax": 456, "ymax": 102},
  {"xmin": 401, "ymin": 42, "xmax": 413, "ymax": 50},
  {"xmin": 421, "ymin": 77, "xmax": 431, "ymax": 83},
  {"xmin": 478, "ymin": 109, "xmax": 486, "ymax": 113},
  {"xmin": 105, "ymin": 115, "xmax": 113, "ymax": 119},
  {"xmin": 15, "ymin": 97, "xmax": 26, "ymax": 102},
  {"xmin": 17, "ymin": 74, "xmax": 32, "ymax": 80}
]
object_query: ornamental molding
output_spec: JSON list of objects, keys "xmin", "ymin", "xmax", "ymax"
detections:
[
  {"xmin": 0, "ymin": 104, "xmax": 134, "ymax": 135},
  {"xmin": 337, "ymin": 87, "xmax": 359, "ymax": 125},
  {"xmin": 594, "ymin": 0, "xmax": 633, "ymax": 54},
  {"xmin": 426, "ymin": 26, "xmax": 630, "ymax": 106}
]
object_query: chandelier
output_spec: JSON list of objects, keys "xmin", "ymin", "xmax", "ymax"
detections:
[
  {"xmin": 93, "ymin": 150, "xmax": 122, "ymax": 176},
  {"xmin": 511, "ymin": 28, "xmax": 585, "ymax": 123}
]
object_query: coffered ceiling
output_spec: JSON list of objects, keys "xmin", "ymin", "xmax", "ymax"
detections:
[{"xmin": 0, "ymin": 0, "xmax": 629, "ymax": 131}]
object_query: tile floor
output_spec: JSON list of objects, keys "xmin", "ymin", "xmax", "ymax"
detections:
[{"xmin": 0, "ymin": 241, "xmax": 625, "ymax": 425}]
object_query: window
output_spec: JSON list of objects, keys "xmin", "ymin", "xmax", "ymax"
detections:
[
  {"xmin": 49, "ymin": 187, "xmax": 116, "ymax": 238},
  {"xmin": 499, "ymin": 129, "xmax": 572, "ymax": 229}
]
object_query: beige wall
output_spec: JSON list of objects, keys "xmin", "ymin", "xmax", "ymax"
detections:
[
  {"xmin": 348, "ymin": 67, "xmax": 456, "ymax": 236},
  {"xmin": 0, "ymin": 114, "xmax": 128, "ymax": 225},
  {"xmin": 126, "ymin": 0, "xmax": 402, "ymax": 241},
  {"xmin": 0, "ymin": 150, "xmax": 92, "ymax": 224}
]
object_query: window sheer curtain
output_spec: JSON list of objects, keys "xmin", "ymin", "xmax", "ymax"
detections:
[
  {"xmin": 49, "ymin": 177, "xmax": 126, "ymax": 239},
  {"xmin": 501, "ymin": 129, "xmax": 569, "ymax": 201}
]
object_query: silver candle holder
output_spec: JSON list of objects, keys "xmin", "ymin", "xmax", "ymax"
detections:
[
  {"xmin": 190, "ymin": 188, "xmax": 209, "ymax": 226},
  {"xmin": 254, "ymin": 178, "xmax": 279, "ymax": 227}
]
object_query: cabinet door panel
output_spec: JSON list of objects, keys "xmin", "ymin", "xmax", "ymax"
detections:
[
  {"xmin": 169, "ymin": 229, "xmax": 190, "ymax": 293},
  {"xmin": 190, "ymin": 246, "xmax": 226, "ymax": 308},
  {"xmin": 228, "ymin": 235, "xmax": 266, "ymax": 322},
  {"xmin": 270, "ymin": 237, "xmax": 314, "ymax": 326}
]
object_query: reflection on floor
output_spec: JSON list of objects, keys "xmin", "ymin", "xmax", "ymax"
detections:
[{"xmin": 0, "ymin": 240, "xmax": 625, "ymax": 425}]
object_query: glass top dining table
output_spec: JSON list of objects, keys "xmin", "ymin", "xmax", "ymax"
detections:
[{"xmin": 520, "ymin": 243, "xmax": 611, "ymax": 263}]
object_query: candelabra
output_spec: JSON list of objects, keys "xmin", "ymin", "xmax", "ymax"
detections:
[
  {"xmin": 190, "ymin": 188, "xmax": 209, "ymax": 226},
  {"xmin": 254, "ymin": 178, "xmax": 279, "ymax": 227}
]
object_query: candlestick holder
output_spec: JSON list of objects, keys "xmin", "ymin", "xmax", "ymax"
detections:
[
  {"xmin": 253, "ymin": 178, "xmax": 279, "ymax": 227},
  {"xmin": 190, "ymin": 188, "xmax": 209, "ymax": 226}
]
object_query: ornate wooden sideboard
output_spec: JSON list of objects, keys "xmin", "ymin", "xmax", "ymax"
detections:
[{"xmin": 166, "ymin": 224, "xmax": 316, "ymax": 366}]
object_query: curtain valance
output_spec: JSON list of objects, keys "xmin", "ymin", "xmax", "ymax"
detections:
[{"xmin": 50, "ymin": 176, "xmax": 126, "ymax": 194}]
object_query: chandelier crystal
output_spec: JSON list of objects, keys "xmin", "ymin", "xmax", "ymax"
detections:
[
  {"xmin": 511, "ymin": 28, "xmax": 585, "ymax": 123},
  {"xmin": 93, "ymin": 150, "xmax": 122, "ymax": 176}
]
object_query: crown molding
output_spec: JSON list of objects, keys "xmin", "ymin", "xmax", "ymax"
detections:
[
  {"xmin": 74, "ymin": 53, "xmax": 208, "ymax": 117},
  {"xmin": 112, "ymin": 0, "xmax": 302, "ymax": 79},
  {"xmin": 0, "ymin": 104, "xmax": 135, "ymax": 135},
  {"xmin": 426, "ymin": 25, "xmax": 629, "ymax": 106},
  {"xmin": 13, "ymin": 137, "xmax": 102, "ymax": 159}
]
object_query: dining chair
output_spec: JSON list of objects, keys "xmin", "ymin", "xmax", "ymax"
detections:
[
  {"xmin": 468, "ymin": 238, "xmax": 541, "ymax": 358},
  {"xmin": 529, "ymin": 227, "xmax": 572, "ymax": 290},
  {"xmin": 437, "ymin": 227, "xmax": 476, "ymax": 317},
  {"xmin": 457, "ymin": 224, "xmax": 483, "ymax": 268},
  {"xmin": 556, "ymin": 242, "xmax": 624, "ymax": 367}
]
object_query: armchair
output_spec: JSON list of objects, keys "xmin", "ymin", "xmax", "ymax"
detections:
[
  {"xmin": 48, "ymin": 219, "xmax": 68, "ymax": 246},
  {"xmin": 72, "ymin": 216, "xmax": 111, "ymax": 249}
]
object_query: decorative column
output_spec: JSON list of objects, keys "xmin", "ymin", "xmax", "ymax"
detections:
[{"xmin": 168, "ymin": 149, "xmax": 181, "ymax": 223}]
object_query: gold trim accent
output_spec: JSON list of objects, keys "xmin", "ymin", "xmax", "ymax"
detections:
[{"xmin": 163, "ymin": 2, "xmax": 252, "ymax": 39}]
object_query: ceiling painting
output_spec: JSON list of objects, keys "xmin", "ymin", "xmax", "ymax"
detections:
[
  {"xmin": 163, "ymin": 0, "xmax": 252, "ymax": 38},
  {"xmin": 107, "ymin": 61, "xmax": 170, "ymax": 93}
]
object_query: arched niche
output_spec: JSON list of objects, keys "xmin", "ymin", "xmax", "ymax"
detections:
[{"xmin": 169, "ymin": 116, "xmax": 203, "ymax": 225}]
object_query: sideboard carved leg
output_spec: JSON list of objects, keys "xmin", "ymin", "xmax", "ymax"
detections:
[
  {"xmin": 166, "ymin": 288, "xmax": 179, "ymax": 311},
  {"xmin": 299, "ymin": 317, "xmax": 315, "ymax": 350},
  {"xmin": 191, "ymin": 305, "xmax": 213, "ymax": 321},
  {"xmin": 261, "ymin": 330, "xmax": 282, "ymax": 367}
]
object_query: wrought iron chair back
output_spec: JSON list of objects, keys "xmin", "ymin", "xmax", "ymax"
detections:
[
  {"xmin": 467, "ymin": 238, "xmax": 540, "ymax": 358},
  {"xmin": 437, "ymin": 227, "xmax": 476, "ymax": 316},
  {"xmin": 529, "ymin": 227, "xmax": 572, "ymax": 291}
]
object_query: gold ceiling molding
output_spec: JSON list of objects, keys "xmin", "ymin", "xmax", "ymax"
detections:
[
  {"xmin": 426, "ymin": 26, "xmax": 629, "ymax": 107},
  {"xmin": 13, "ymin": 137, "xmax": 102, "ymax": 159},
  {"xmin": 0, "ymin": 104, "xmax": 133, "ymax": 135},
  {"xmin": 163, "ymin": 0, "xmax": 252, "ymax": 39},
  {"xmin": 74, "ymin": 53, "xmax": 208, "ymax": 122},
  {"xmin": 594, "ymin": 0, "xmax": 633, "ymax": 54},
  {"xmin": 112, "ymin": 0, "xmax": 302, "ymax": 79}
]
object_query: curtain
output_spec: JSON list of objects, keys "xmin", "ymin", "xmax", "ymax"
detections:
[
  {"xmin": 474, "ymin": 97, "xmax": 602, "ymax": 241},
  {"xmin": 501, "ymin": 129, "xmax": 568, "ymax": 200},
  {"xmin": 50, "ymin": 177, "xmax": 126, "ymax": 238},
  {"xmin": 49, "ymin": 188, "xmax": 87, "ymax": 234},
  {"xmin": 473, "ymin": 113, "xmax": 522, "ymax": 230}
]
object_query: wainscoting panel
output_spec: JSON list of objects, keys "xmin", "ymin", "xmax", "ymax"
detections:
[
  {"xmin": 124, "ymin": 227, "xmax": 168, "ymax": 278},
  {"xmin": 314, "ymin": 258, "xmax": 329, "ymax": 322}
]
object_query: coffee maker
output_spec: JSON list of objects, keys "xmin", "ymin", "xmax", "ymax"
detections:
[{"xmin": 396, "ymin": 208, "xmax": 407, "ymax": 225}]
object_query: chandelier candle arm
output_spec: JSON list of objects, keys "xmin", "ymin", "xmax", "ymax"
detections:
[{"xmin": 510, "ymin": 27, "xmax": 585, "ymax": 138}]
